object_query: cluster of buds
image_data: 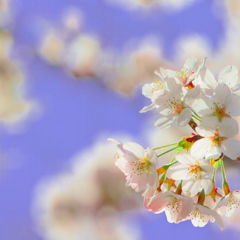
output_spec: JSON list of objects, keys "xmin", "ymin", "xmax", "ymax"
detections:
[{"xmin": 109, "ymin": 57, "xmax": 240, "ymax": 229}]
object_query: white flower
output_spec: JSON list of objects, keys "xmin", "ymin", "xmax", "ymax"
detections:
[
  {"xmin": 166, "ymin": 57, "xmax": 205, "ymax": 86},
  {"xmin": 147, "ymin": 191, "xmax": 194, "ymax": 223},
  {"xmin": 155, "ymin": 83, "xmax": 200, "ymax": 128},
  {"xmin": 108, "ymin": 138, "xmax": 158, "ymax": 192},
  {"xmin": 183, "ymin": 204, "xmax": 224, "ymax": 229},
  {"xmin": 142, "ymin": 69, "xmax": 167, "ymax": 101},
  {"xmin": 215, "ymin": 191, "xmax": 240, "ymax": 217},
  {"xmin": 193, "ymin": 83, "xmax": 240, "ymax": 127},
  {"xmin": 190, "ymin": 122, "xmax": 240, "ymax": 160},
  {"xmin": 167, "ymin": 154, "xmax": 212, "ymax": 197},
  {"xmin": 199, "ymin": 65, "xmax": 240, "ymax": 95}
]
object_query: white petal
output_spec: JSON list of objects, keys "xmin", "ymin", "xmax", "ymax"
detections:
[
  {"xmin": 218, "ymin": 65, "xmax": 238, "ymax": 88},
  {"xmin": 205, "ymin": 145, "xmax": 221, "ymax": 160},
  {"xmin": 190, "ymin": 138, "xmax": 212, "ymax": 159},
  {"xmin": 197, "ymin": 205, "xmax": 224, "ymax": 230},
  {"xmin": 202, "ymin": 69, "xmax": 218, "ymax": 90},
  {"xmin": 154, "ymin": 114, "xmax": 176, "ymax": 129},
  {"xmin": 213, "ymin": 84, "xmax": 232, "ymax": 107},
  {"xmin": 123, "ymin": 142, "xmax": 144, "ymax": 159},
  {"xmin": 222, "ymin": 139, "xmax": 240, "ymax": 160},
  {"xmin": 226, "ymin": 95, "xmax": 240, "ymax": 116},
  {"xmin": 184, "ymin": 57, "xmax": 198, "ymax": 72},
  {"xmin": 177, "ymin": 108, "xmax": 192, "ymax": 127},
  {"xmin": 140, "ymin": 103, "xmax": 155, "ymax": 113},
  {"xmin": 175, "ymin": 153, "xmax": 196, "ymax": 165}
]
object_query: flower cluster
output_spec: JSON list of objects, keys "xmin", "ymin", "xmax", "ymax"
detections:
[{"xmin": 109, "ymin": 57, "xmax": 240, "ymax": 229}]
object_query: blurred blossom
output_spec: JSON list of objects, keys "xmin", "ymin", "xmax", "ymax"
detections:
[
  {"xmin": 38, "ymin": 7, "xmax": 84, "ymax": 66},
  {"xmin": 0, "ymin": 30, "xmax": 32, "ymax": 123},
  {"xmin": 197, "ymin": 0, "xmax": 240, "ymax": 71},
  {"xmin": 105, "ymin": 0, "xmax": 198, "ymax": 11},
  {"xmin": 224, "ymin": 205, "xmax": 240, "ymax": 231},
  {"xmin": 63, "ymin": 35, "xmax": 103, "ymax": 78},
  {"xmin": 32, "ymin": 140, "xmax": 142, "ymax": 240},
  {"xmin": 102, "ymin": 38, "xmax": 173, "ymax": 94},
  {"xmin": 225, "ymin": 0, "xmax": 240, "ymax": 23},
  {"xmin": 62, "ymin": 8, "xmax": 84, "ymax": 33},
  {"xmin": 0, "ymin": 0, "xmax": 10, "ymax": 27},
  {"xmin": 174, "ymin": 36, "xmax": 214, "ymax": 71},
  {"xmin": 39, "ymin": 30, "xmax": 65, "ymax": 66}
]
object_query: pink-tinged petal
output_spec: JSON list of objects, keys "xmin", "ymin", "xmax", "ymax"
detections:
[
  {"xmin": 140, "ymin": 103, "xmax": 155, "ymax": 113},
  {"xmin": 108, "ymin": 138, "xmax": 126, "ymax": 155},
  {"xmin": 142, "ymin": 183, "xmax": 158, "ymax": 208},
  {"xmin": 115, "ymin": 156, "xmax": 128, "ymax": 173},
  {"xmin": 126, "ymin": 174, "xmax": 133, "ymax": 187},
  {"xmin": 174, "ymin": 195, "xmax": 194, "ymax": 222},
  {"xmin": 190, "ymin": 138, "xmax": 212, "ymax": 159},
  {"xmin": 222, "ymin": 139, "xmax": 240, "ymax": 160},
  {"xmin": 177, "ymin": 108, "xmax": 192, "ymax": 127},
  {"xmin": 154, "ymin": 114, "xmax": 177, "ymax": 129},
  {"xmin": 224, "ymin": 191, "xmax": 240, "ymax": 217},
  {"xmin": 215, "ymin": 196, "xmax": 229, "ymax": 216},
  {"xmin": 147, "ymin": 192, "xmax": 169, "ymax": 213},
  {"xmin": 130, "ymin": 173, "xmax": 148, "ymax": 192},
  {"xmin": 218, "ymin": 65, "xmax": 238, "ymax": 88}
]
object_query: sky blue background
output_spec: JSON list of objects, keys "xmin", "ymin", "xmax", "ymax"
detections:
[{"xmin": 0, "ymin": 0, "xmax": 239, "ymax": 239}]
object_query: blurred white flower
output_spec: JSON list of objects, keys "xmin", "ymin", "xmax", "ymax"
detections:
[
  {"xmin": 0, "ymin": 0, "xmax": 10, "ymax": 27},
  {"xmin": 103, "ymin": 38, "xmax": 173, "ymax": 95},
  {"xmin": 63, "ymin": 35, "xmax": 103, "ymax": 78},
  {"xmin": 62, "ymin": 7, "xmax": 84, "ymax": 33},
  {"xmin": 0, "ymin": 30, "xmax": 33, "ymax": 123},
  {"xmin": 32, "ymin": 139, "xmax": 142, "ymax": 240},
  {"xmin": 105, "ymin": 0, "xmax": 198, "ymax": 11},
  {"xmin": 39, "ymin": 30, "xmax": 65, "ymax": 66}
]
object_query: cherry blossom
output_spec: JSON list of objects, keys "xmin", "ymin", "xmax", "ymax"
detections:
[
  {"xmin": 167, "ymin": 154, "xmax": 212, "ymax": 197},
  {"xmin": 109, "ymin": 56, "xmax": 240, "ymax": 229},
  {"xmin": 183, "ymin": 204, "xmax": 224, "ymax": 229},
  {"xmin": 166, "ymin": 57, "xmax": 201, "ymax": 86},
  {"xmin": 190, "ymin": 122, "xmax": 240, "ymax": 160},
  {"xmin": 193, "ymin": 83, "xmax": 240, "ymax": 127},
  {"xmin": 108, "ymin": 138, "xmax": 158, "ymax": 192},
  {"xmin": 147, "ymin": 191, "xmax": 194, "ymax": 223},
  {"xmin": 141, "ymin": 78, "xmax": 200, "ymax": 128},
  {"xmin": 216, "ymin": 191, "xmax": 240, "ymax": 217},
  {"xmin": 199, "ymin": 64, "xmax": 240, "ymax": 95}
]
